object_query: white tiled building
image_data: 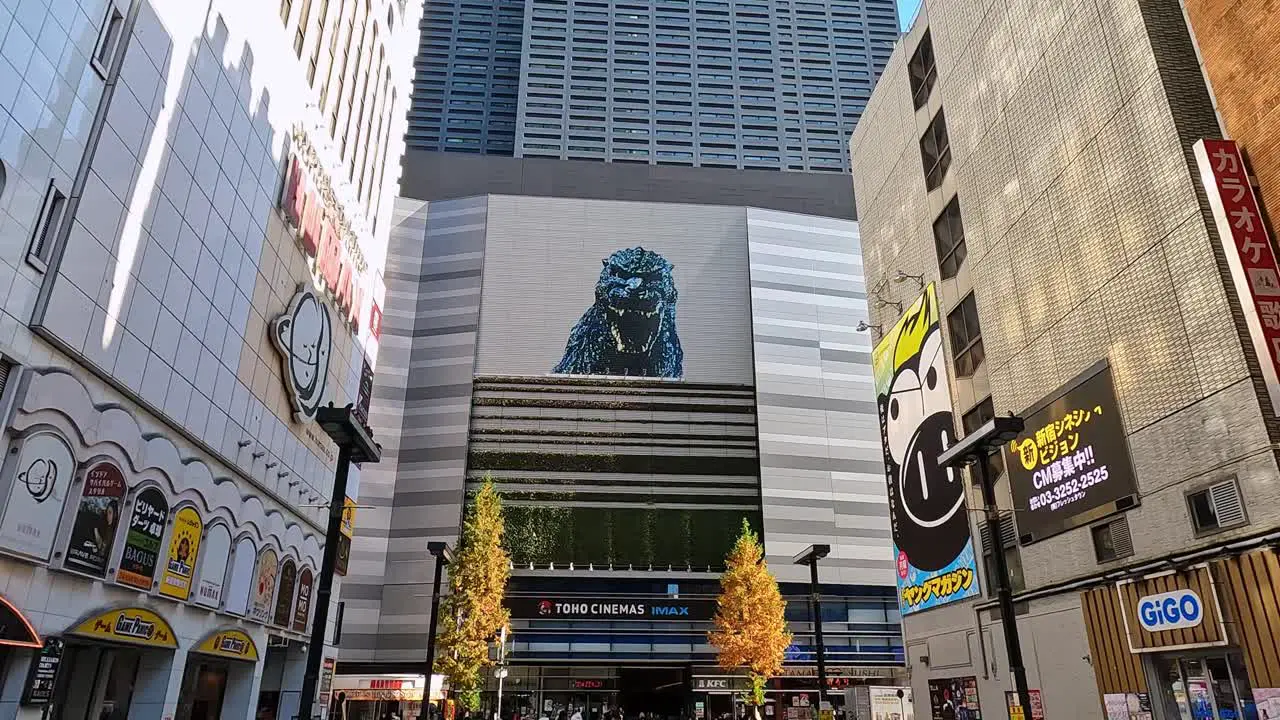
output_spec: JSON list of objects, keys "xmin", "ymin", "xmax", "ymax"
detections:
[{"xmin": 0, "ymin": 0, "xmax": 417, "ymax": 716}]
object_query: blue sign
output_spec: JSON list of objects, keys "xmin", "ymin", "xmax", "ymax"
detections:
[{"xmin": 1137, "ymin": 589, "xmax": 1203, "ymax": 632}]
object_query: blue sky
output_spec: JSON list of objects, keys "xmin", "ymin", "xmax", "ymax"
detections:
[{"xmin": 899, "ymin": 0, "xmax": 922, "ymax": 30}]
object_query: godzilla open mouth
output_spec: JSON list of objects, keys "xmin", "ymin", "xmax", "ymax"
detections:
[{"xmin": 607, "ymin": 305, "xmax": 663, "ymax": 354}]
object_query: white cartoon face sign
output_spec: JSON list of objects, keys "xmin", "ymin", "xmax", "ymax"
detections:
[{"xmin": 271, "ymin": 287, "xmax": 333, "ymax": 423}]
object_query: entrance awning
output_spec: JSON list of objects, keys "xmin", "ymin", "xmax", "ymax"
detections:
[
  {"xmin": 192, "ymin": 628, "xmax": 259, "ymax": 662},
  {"xmin": 69, "ymin": 607, "xmax": 177, "ymax": 649},
  {"xmin": 0, "ymin": 594, "xmax": 40, "ymax": 648}
]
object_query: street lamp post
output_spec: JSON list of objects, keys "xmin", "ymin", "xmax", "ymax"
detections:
[
  {"xmin": 425, "ymin": 540, "xmax": 454, "ymax": 713},
  {"xmin": 937, "ymin": 415, "xmax": 1030, "ymax": 719},
  {"xmin": 298, "ymin": 404, "xmax": 382, "ymax": 720},
  {"xmin": 792, "ymin": 544, "xmax": 831, "ymax": 705}
]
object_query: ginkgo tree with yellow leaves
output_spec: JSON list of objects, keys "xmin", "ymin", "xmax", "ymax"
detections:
[
  {"xmin": 435, "ymin": 477, "xmax": 512, "ymax": 711},
  {"xmin": 709, "ymin": 519, "xmax": 792, "ymax": 714}
]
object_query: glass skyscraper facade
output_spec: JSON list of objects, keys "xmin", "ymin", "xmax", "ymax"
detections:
[{"xmin": 405, "ymin": 0, "xmax": 899, "ymax": 171}]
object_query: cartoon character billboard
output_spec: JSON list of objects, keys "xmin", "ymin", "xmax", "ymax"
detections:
[{"xmin": 874, "ymin": 284, "xmax": 980, "ymax": 614}]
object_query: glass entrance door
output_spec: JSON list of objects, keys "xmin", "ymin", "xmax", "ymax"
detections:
[{"xmin": 1155, "ymin": 653, "xmax": 1257, "ymax": 720}]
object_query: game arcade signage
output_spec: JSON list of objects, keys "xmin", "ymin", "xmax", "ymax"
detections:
[
  {"xmin": 280, "ymin": 126, "xmax": 369, "ymax": 334},
  {"xmin": 1005, "ymin": 361, "xmax": 1139, "ymax": 543}
]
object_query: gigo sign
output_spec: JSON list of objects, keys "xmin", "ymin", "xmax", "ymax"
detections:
[{"xmin": 1137, "ymin": 590, "xmax": 1203, "ymax": 632}]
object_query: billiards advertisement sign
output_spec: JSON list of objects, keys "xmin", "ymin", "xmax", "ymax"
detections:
[
  {"xmin": 506, "ymin": 596, "xmax": 716, "ymax": 621},
  {"xmin": 1005, "ymin": 361, "xmax": 1139, "ymax": 544}
]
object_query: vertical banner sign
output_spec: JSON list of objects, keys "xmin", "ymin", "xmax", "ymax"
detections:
[
  {"xmin": 195, "ymin": 524, "xmax": 232, "ymax": 608},
  {"xmin": 117, "ymin": 488, "xmax": 169, "ymax": 590},
  {"xmin": 160, "ymin": 507, "xmax": 203, "ymax": 600},
  {"xmin": 355, "ymin": 355, "xmax": 374, "ymax": 425},
  {"xmin": 273, "ymin": 559, "xmax": 297, "ymax": 627},
  {"xmin": 873, "ymin": 285, "xmax": 980, "ymax": 615},
  {"xmin": 335, "ymin": 497, "xmax": 355, "ymax": 576},
  {"xmin": 19, "ymin": 637, "xmax": 64, "ymax": 706},
  {"xmin": 293, "ymin": 567, "xmax": 314, "ymax": 631},
  {"xmin": 250, "ymin": 548, "xmax": 279, "ymax": 623},
  {"xmin": 64, "ymin": 462, "xmax": 127, "ymax": 576},
  {"xmin": 0, "ymin": 433, "xmax": 74, "ymax": 560},
  {"xmin": 369, "ymin": 303, "xmax": 383, "ymax": 342},
  {"xmin": 1196, "ymin": 139, "xmax": 1280, "ymax": 418}
]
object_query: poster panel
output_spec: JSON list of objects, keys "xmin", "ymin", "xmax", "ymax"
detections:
[
  {"xmin": 63, "ymin": 462, "xmax": 127, "ymax": 576},
  {"xmin": 117, "ymin": 488, "xmax": 169, "ymax": 590},
  {"xmin": 1005, "ymin": 363, "xmax": 1139, "ymax": 543},
  {"xmin": 927, "ymin": 677, "xmax": 981, "ymax": 720},
  {"xmin": 250, "ymin": 548, "xmax": 279, "ymax": 623},
  {"xmin": 869, "ymin": 688, "xmax": 913, "ymax": 720},
  {"xmin": 159, "ymin": 507, "xmax": 203, "ymax": 600},
  {"xmin": 195, "ymin": 524, "xmax": 231, "ymax": 608},
  {"xmin": 293, "ymin": 567, "xmax": 314, "ymax": 631},
  {"xmin": 224, "ymin": 537, "xmax": 257, "ymax": 616},
  {"xmin": 272, "ymin": 558, "xmax": 297, "ymax": 627},
  {"xmin": 873, "ymin": 285, "xmax": 980, "ymax": 614},
  {"xmin": 0, "ymin": 433, "xmax": 74, "ymax": 560}
]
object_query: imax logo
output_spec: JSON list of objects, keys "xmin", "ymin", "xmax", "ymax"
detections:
[{"xmin": 651, "ymin": 606, "xmax": 690, "ymax": 617}]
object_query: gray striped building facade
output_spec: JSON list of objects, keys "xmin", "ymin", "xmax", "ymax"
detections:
[{"xmin": 342, "ymin": 195, "xmax": 897, "ymax": 665}]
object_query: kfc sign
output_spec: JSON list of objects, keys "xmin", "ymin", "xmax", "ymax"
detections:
[
  {"xmin": 1196, "ymin": 139, "xmax": 1280, "ymax": 418},
  {"xmin": 280, "ymin": 130, "xmax": 368, "ymax": 335}
]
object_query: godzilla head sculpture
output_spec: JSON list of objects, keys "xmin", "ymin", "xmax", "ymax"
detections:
[{"xmin": 553, "ymin": 247, "xmax": 683, "ymax": 378}]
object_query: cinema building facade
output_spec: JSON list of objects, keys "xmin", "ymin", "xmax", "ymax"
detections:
[{"xmin": 338, "ymin": 162, "xmax": 910, "ymax": 719}]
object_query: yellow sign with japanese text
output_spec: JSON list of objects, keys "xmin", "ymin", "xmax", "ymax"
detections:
[
  {"xmin": 71, "ymin": 607, "xmax": 177, "ymax": 648},
  {"xmin": 340, "ymin": 497, "xmax": 356, "ymax": 538},
  {"xmin": 159, "ymin": 507, "xmax": 203, "ymax": 601},
  {"xmin": 194, "ymin": 628, "xmax": 259, "ymax": 662}
]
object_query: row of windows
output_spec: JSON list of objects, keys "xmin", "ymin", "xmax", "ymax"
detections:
[{"xmin": 280, "ymin": 0, "xmax": 398, "ymax": 224}]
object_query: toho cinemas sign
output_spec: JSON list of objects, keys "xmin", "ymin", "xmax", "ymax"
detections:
[{"xmin": 280, "ymin": 126, "xmax": 368, "ymax": 335}]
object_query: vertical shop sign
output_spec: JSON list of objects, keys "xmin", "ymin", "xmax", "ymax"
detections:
[
  {"xmin": 1197, "ymin": 138, "xmax": 1280, "ymax": 418},
  {"xmin": 0, "ymin": 433, "xmax": 74, "ymax": 560},
  {"xmin": 195, "ymin": 524, "xmax": 231, "ymax": 608},
  {"xmin": 19, "ymin": 637, "xmax": 64, "ymax": 706},
  {"xmin": 63, "ymin": 462, "xmax": 127, "ymax": 576},
  {"xmin": 159, "ymin": 507, "xmax": 203, "ymax": 601},
  {"xmin": 335, "ymin": 497, "xmax": 355, "ymax": 576},
  {"xmin": 273, "ymin": 559, "xmax": 297, "ymax": 627},
  {"xmin": 355, "ymin": 355, "xmax": 374, "ymax": 425},
  {"xmin": 928, "ymin": 677, "xmax": 981, "ymax": 720},
  {"xmin": 117, "ymin": 488, "xmax": 169, "ymax": 590},
  {"xmin": 873, "ymin": 285, "xmax": 980, "ymax": 614},
  {"xmin": 293, "ymin": 567, "xmax": 314, "ymax": 631},
  {"xmin": 250, "ymin": 548, "xmax": 279, "ymax": 623}
]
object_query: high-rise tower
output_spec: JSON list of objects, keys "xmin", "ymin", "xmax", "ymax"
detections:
[{"xmin": 405, "ymin": 0, "xmax": 899, "ymax": 172}]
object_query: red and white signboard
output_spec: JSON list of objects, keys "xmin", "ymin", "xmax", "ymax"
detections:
[
  {"xmin": 282, "ymin": 154, "xmax": 366, "ymax": 331},
  {"xmin": 1196, "ymin": 139, "xmax": 1280, "ymax": 417}
]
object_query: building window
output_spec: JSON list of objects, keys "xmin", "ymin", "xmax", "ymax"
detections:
[
  {"xmin": 307, "ymin": 0, "xmax": 329, "ymax": 85},
  {"xmin": 91, "ymin": 4, "xmax": 125, "ymax": 77},
  {"xmin": 947, "ymin": 293, "xmax": 984, "ymax": 378},
  {"xmin": 980, "ymin": 513, "xmax": 1024, "ymax": 595},
  {"xmin": 293, "ymin": 0, "xmax": 313, "ymax": 57},
  {"xmin": 920, "ymin": 110, "xmax": 951, "ymax": 191},
  {"xmin": 1091, "ymin": 516, "xmax": 1133, "ymax": 563},
  {"xmin": 27, "ymin": 181, "xmax": 66, "ymax": 272},
  {"xmin": 961, "ymin": 396, "xmax": 1003, "ymax": 479},
  {"xmin": 908, "ymin": 31, "xmax": 936, "ymax": 109},
  {"xmin": 1187, "ymin": 478, "xmax": 1247, "ymax": 535},
  {"xmin": 933, "ymin": 196, "xmax": 966, "ymax": 279}
]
